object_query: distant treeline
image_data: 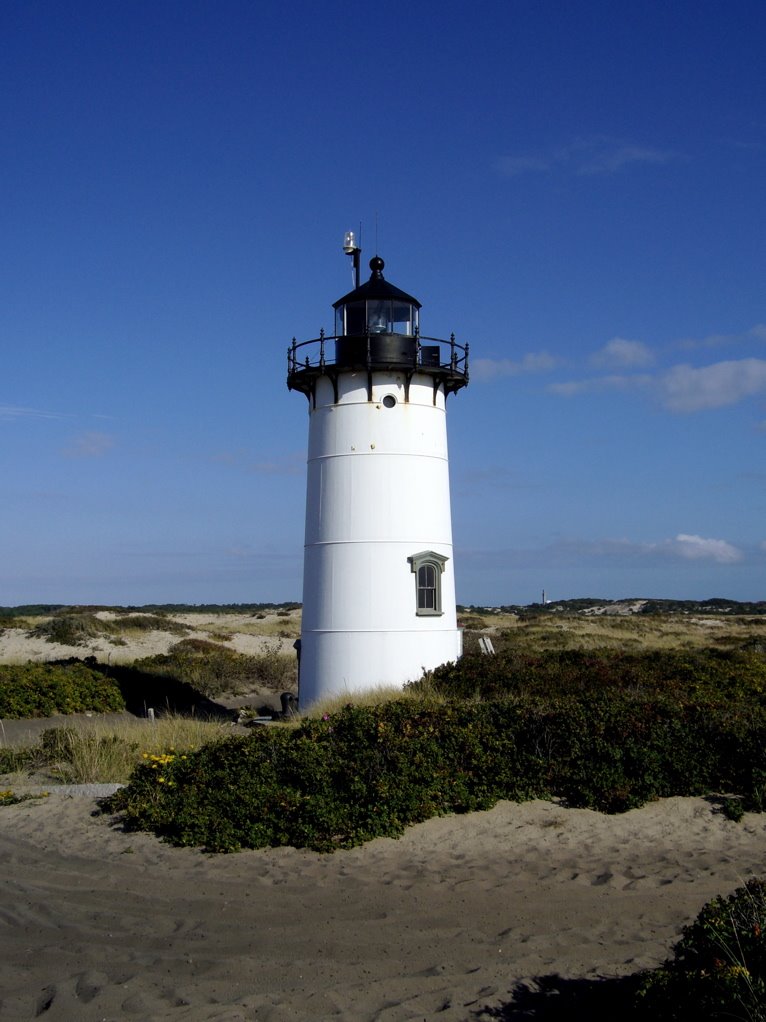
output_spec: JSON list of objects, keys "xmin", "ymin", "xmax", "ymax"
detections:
[
  {"xmin": 3, "ymin": 598, "xmax": 764, "ymax": 620},
  {"xmin": 0, "ymin": 602, "xmax": 302, "ymax": 619},
  {"xmin": 458, "ymin": 597, "xmax": 766, "ymax": 616}
]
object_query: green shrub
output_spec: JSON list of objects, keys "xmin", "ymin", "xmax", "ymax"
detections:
[
  {"xmin": 104, "ymin": 693, "xmax": 766, "ymax": 853},
  {"xmin": 170, "ymin": 637, "xmax": 228, "ymax": 654},
  {"xmin": 0, "ymin": 746, "xmax": 34, "ymax": 773},
  {"xmin": 635, "ymin": 878, "xmax": 766, "ymax": 1020},
  {"xmin": 29, "ymin": 613, "xmax": 115, "ymax": 646},
  {"xmin": 134, "ymin": 639, "xmax": 296, "ymax": 698},
  {"xmin": 111, "ymin": 614, "xmax": 188, "ymax": 635},
  {"xmin": 0, "ymin": 662, "xmax": 125, "ymax": 718},
  {"xmin": 720, "ymin": 797, "xmax": 745, "ymax": 822},
  {"xmin": 424, "ymin": 648, "xmax": 766, "ymax": 703}
]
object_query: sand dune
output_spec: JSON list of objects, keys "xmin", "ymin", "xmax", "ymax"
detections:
[
  {"xmin": 0, "ymin": 611, "xmax": 299, "ymax": 665},
  {"xmin": 1, "ymin": 794, "xmax": 764, "ymax": 1020}
]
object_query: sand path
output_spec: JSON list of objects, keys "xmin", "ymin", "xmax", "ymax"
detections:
[{"xmin": 1, "ymin": 795, "xmax": 764, "ymax": 1020}]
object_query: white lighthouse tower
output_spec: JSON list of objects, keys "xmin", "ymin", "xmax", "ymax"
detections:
[{"xmin": 287, "ymin": 240, "xmax": 469, "ymax": 707}]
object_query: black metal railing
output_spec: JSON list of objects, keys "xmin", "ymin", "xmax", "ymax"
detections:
[{"xmin": 287, "ymin": 330, "xmax": 469, "ymax": 379}]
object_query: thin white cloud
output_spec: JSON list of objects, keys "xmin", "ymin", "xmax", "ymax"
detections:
[
  {"xmin": 670, "ymin": 534, "xmax": 743, "ymax": 564},
  {"xmin": 575, "ymin": 143, "xmax": 674, "ymax": 175},
  {"xmin": 548, "ymin": 373, "xmax": 652, "ymax": 397},
  {"xmin": 496, "ymin": 136, "xmax": 676, "ymax": 178},
  {"xmin": 211, "ymin": 449, "xmax": 305, "ymax": 475},
  {"xmin": 550, "ymin": 351, "xmax": 766, "ymax": 414},
  {"xmin": 591, "ymin": 337, "xmax": 655, "ymax": 369},
  {"xmin": 471, "ymin": 351, "xmax": 558, "ymax": 382},
  {"xmin": 675, "ymin": 323, "xmax": 766, "ymax": 352},
  {"xmin": 0, "ymin": 404, "xmax": 64, "ymax": 421},
  {"xmin": 495, "ymin": 155, "xmax": 551, "ymax": 176},
  {"xmin": 555, "ymin": 535, "xmax": 742, "ymax": 563},
  {"xmin": 658, "ymin": 358, "xmax": 766, "ymax": 412},
  {"xmin": 463, "ymin": 533, "xmax": 745, "ymax": 569},
  {"xmin": 62, "ymin": 431, "xmax": 115, "ymax": 458},
  {"xmin": 248, "ymin": 458, "xmax": 304, "ymax": 476}
]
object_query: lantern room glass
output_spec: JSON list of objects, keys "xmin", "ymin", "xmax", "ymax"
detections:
[{"xmin": 335, "ymin": 301, "xmax": 418, "ymax": 337}]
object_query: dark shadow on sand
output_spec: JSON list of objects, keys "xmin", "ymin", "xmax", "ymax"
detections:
[
  {"xmin": 58, "ymin": 657, "xmax": 238, "ymax": 722},
  {"xmin": 476, "ymin": 973, "xmax": 645, "ymax": 1020}
]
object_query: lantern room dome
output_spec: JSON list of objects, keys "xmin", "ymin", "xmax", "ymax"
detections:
[
  {"xmin": 333, "ymin": 256, "xmax": 421, "ymax": 341},
  {"xmin": 333, "ymin": 256, "xmax": 421, "ymax": 312}
]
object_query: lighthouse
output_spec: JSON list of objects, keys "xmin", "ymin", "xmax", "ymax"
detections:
[{"xmin": 287, "ymin": 238, "xmax": 469, "ymax": 707}]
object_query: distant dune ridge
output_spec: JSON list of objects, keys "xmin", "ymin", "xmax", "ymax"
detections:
[{"xmin": 0, "ymin": 608, "xmax": 301, "ymax": 665}]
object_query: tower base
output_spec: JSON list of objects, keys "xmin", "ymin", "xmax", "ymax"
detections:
[{"xmin": 299, "ymin": 628, "xmax": 462, "ymax": 708}]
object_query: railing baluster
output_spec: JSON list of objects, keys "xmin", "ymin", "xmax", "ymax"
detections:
[{"xmin": 288, "ymin": 333, "xmax": 468, "ymax": 387}]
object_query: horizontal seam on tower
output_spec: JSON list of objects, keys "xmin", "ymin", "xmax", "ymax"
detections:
[
  {"xmin": 304, "ymin": 540, "xmax": 452, "ymax": 546},
  {"xmin": 301, "ymin": 628, "xmax": 455, "ymax": 634},
  {"xmin": 307, "ymin": 452, "xmax": 448, "ymax": 461}
]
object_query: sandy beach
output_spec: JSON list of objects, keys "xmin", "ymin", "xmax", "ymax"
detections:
[
  {"xmin": 1, "ymin": 792, "xmax": 764, "ymax": 1021},
  {"xmin": 2, "ymin": 612, "xmax": 765, "ymax": 1018}
]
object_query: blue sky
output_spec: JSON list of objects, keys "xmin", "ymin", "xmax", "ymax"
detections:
[{"xmin": 1, "ymin": 0, "xmax": 765, "ymax": 606}]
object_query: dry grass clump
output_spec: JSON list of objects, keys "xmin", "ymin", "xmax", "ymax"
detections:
[
  {"xmin": 0, "ymin": 615, "xmax": 43, "ymax": 631},
  {"xmin": 135, "ymin": 639, "xmax": 297, "ymax": 698},
  {"xmin": 110, "ymin": 614, "xmax": 189, "ymax": 636},
  {"xmin": 298, "ymin": 677, "xmax": 446, "ymax": 722},
  {"xmin": 5, "ymin": 715, "xmax": 235, "ymax": 785},
  {"xmin": 29, "ymin": 613, "xmax": 116, "ymax": 646},
  {"xmin": 465, "ymin": 613, "xmax": 766, "ymax": 656},
  {"xmin": 210, "ymin": 611, "xmax": 302, "ymax": 640}
]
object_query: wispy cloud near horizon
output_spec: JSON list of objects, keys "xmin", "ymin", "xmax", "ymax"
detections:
[
  {"xmin": 462, "ymin": 532, "xmax": 746, "ymax": 570},
  {"xmin": 675, "ymin": 323, "xmax": 766, "ymax": 352},
  {"xmin": 591, "ymin": 338, "xmax": 655, "ymax": 369},
  {"xmin": 0, "ymin": 405, "xmax": 65, "ymax": 422},
  {"xmin": 548, "ymin": 358, "xmax": 766, "ymax": 412},
  {"xmin": 471, "ymin": 351, "xmax": 558, "ymax": 382},
  {"xmin": 62, "ymin": 431, "xmax": 116, "ymax": 458},
  {"xmin": 546, "ymin": 320, "xmax": 766, "ymax": 415},
  {"xmin": 548, "ymin": 373, "xmax": 652, "ymax": 398},
  {"xmin": 210, "ymin": 449, "xmax": 305, "ymax": 476},
  {"xmin": 658, "ymin": 358, "xmax": 766, "ymax": 412},
  {"xmin": 496, "ymin": 136, "xmax": 677, "ymax": 178},
  {"xmin": 670, "ymin": 534, "xmax": 743, "ymax": 563}
]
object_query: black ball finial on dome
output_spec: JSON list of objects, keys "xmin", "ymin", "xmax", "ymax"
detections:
[{"xmin": 369, "ymin": 256, "xmax": 385, "ymax": 277}]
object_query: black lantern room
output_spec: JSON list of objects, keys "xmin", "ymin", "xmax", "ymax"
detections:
[
  {"xmin": 333, "ymin": 256, "xmax": 420, "ymax": 368},
  {"xmin": 287, "ymin": 253, "xmax": 469, "ymax": 404}
]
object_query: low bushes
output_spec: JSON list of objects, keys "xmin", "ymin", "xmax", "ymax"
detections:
[
  {"xmin": 425, "ymin": 648, "xmax": 766, "ymax": 702},
  {"xmin": 104, "ymin": 692, "xmax": 766, "ymax": 852},
  {"xmin": 634, "ymin": 877, "xmax": 766, "ymax": 1020},
  {"xmin": 29, "ymin": 611, "xmax": 190, "ymax": 646},
  {"xmin": 110, "ymin": 614, "xmax": 188, "ymax": 635},
  {"xmin": 0, "ymin": 662, "xmax": 125, "ymax": 718},
  {"xmin": 135, "ymin": 639, "xmax": 296, "ymax": 698},
  {"xmin": 30, "ymin": 613, "xmax": 116, "ymax": 646}
]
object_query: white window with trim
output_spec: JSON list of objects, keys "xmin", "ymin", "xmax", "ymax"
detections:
[{"xmin": 407, "ymin": 551, "xmax": 448, "ymax": 616}]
